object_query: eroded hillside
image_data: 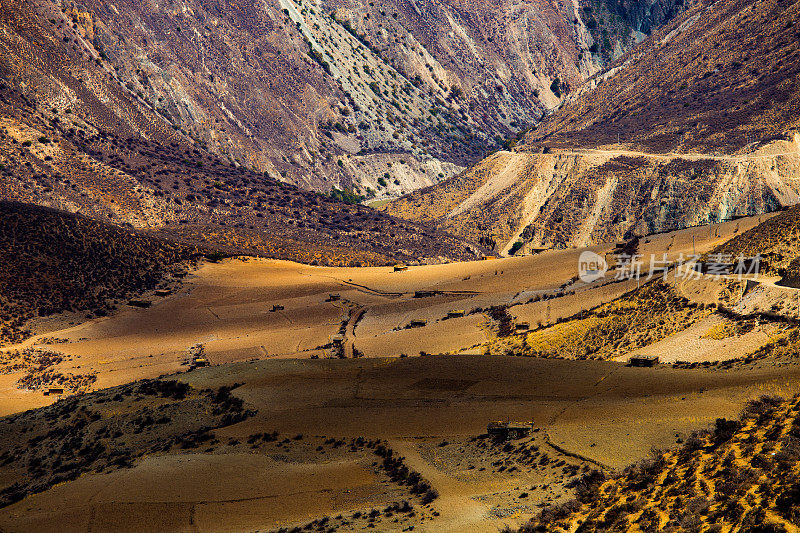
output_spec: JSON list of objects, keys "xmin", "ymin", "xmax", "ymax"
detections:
[
  {"xmin": 0, "ymin": 79, "xmax": 485, "ymax": 265},
  {"xmin": 385, "ymin": 140, "xmax": 800, "ymax": 252}
]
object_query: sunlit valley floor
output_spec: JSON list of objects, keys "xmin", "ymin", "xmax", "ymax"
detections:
[{"xmin": 3, "ymin": 213, "xmax": 800, "ymax": 531}]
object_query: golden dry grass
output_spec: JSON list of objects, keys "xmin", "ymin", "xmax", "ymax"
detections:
[
  {"xmin": 516, "ymin": 394, "xmax": 800, "ymax": 532},
  {"xmin": 491, "ymin": 281, "xmax": 712, "ymax": 360}
]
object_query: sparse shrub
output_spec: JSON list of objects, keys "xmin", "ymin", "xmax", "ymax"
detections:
[
  {"xmin": 550, "ymin": 78, "xmax": 562, "ymax": 98},
  {"xmin": 712, "ymin": 418, "xmax": 739, "ymax": 446},
  {"xmin": 421, "ymin": 488, "xmax": 438, "ymax": 504}
]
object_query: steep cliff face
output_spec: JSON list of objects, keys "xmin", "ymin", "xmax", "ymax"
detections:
[
  {"xmin": 592, "ymin": 0, "xmax": 688, "ymax": 35},
  {"xmin": 529, "ymin": 0, "xmax": 800, "ymax": 153},
  {"xmin": 0, "ymin": 0, "xmax": 687, "ymax": 200},
  {"xmin": 578, "ymin": 0, "xmax": 689, "ymax": 62},
  {"xmin": 384, "ymin": 137, "xmax": 800, "ymax": 253}
]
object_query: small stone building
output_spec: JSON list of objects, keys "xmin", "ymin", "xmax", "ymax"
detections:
[
  {"xmin": 487, "ymin": 421, "xmax": 532, "ymax": 440},
  {"xmin": 629, "ymin": 355, "xmax": 659, "ymax": 367}
]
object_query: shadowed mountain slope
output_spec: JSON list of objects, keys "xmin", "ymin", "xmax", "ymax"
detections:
[{"xmin": 0, "ymin": 201, "xmax": 202, "ymax": 346}]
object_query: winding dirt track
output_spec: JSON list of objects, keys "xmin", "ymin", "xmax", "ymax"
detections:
[{"xmin": 568, "ymin": 145, "xmax": 800, "ymax": 162}]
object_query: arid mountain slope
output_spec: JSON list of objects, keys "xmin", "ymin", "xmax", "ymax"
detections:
[
  {"xmin": 385, "ymin": 142, "xmax": 800, "ymax": 252},
  {"xmin": 0, "ymin": 43, "xmax": 483, "ymax": 266},
  {"xmin": 528, "ymin": 0, "xmax": 800, "ymax": 153},
  {"xmin": 713, "ymin": 205, "xmax": 800, "ymax": 286},
  {"xmin": 385, "ymin": 0, "xmax": 800, "ymax": 253},
  {"xmin": 0, "ymin": 0, "xmax": 686, "ymax": 197},
  {"xmin": 0, "ymin": 103, "xmax": 482, "ymax": 265},
  {"xmin": 0, "ymin": 0, "xmax": 689, "ymax": 266}
]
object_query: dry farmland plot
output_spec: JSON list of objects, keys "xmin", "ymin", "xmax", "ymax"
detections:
[
  {"xmin": 0, "ymin": 249, "xmax": 612, "ymax": 413},
  {"xmin": 0, "ymin": 216, "xmax": 796, "ymax": 531},
  {"xmin": 0, "ymin": 217, "xmax": 772, "ymax": 416},
  {"xmin": 3, "ymin": 355, "xmax": 800, "ymax": 532}
]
